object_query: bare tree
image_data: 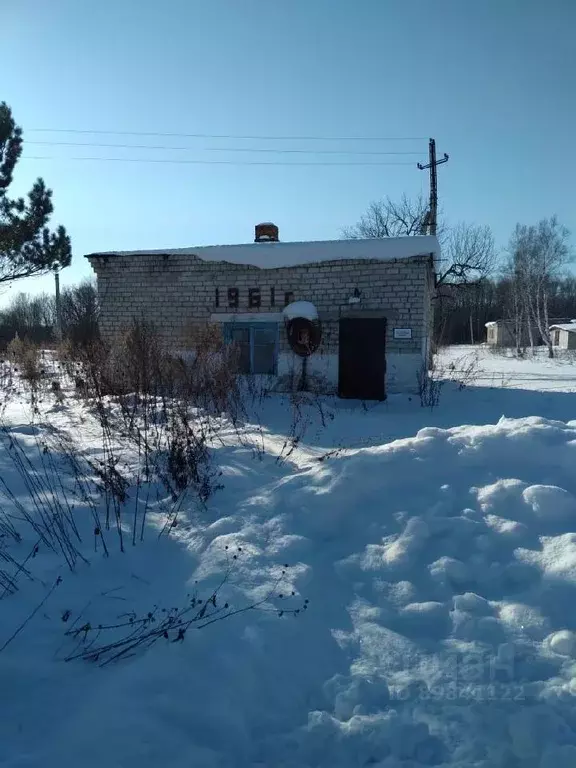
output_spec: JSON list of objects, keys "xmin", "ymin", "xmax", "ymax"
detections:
[
  {"xmin": 343, "ymin": 196, "xmax": 495, "ymax": 287},
  {"xmin": 60, "ymin": 279, "xmax": 100, "ymax": 347},
  {"xmin": 342, "ymin": 194, "xmax": 430, "ymax": 239},
  {"xmin": 438, "ymin": 223, "xmax": 496, "ymax": 286},
  {"xmin": 507, "ymin": 217, "xmax": 572, "ymax": 358},
  {"xmin": 496, "ymin": 263, "xmax": 533, "ymax": 356},
  {"xmin": 0, "ymin": 290, "xmax": 54, "ymax": 344}
]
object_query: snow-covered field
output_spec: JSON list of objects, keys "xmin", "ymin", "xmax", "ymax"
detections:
[
  {"xmin": 440, "ymin": 345, "xmax": 576, "ymax": 393},
  {"xmin": 1, "ymin": 346, "xmax": 576, "ymax": 767}
]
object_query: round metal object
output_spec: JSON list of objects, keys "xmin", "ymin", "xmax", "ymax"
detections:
[{"xmin": 286, "ymin": 317, "xmax": 322, "ymax": 357}]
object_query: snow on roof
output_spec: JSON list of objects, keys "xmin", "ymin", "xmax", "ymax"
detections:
[
  {"xmin": 283, "ymin": 300, "xmax": 318, "ymax": 321},
  {"xmin": 88, "ymin": 235, "xmax": 439, "ymax": 270},
  {"xmin": 550, "ymin": 323, "xmax": 576, "ymax": 333},
  {"xmin": 485, "ymin": 319, "xmax": 521, "ymax": 327}
]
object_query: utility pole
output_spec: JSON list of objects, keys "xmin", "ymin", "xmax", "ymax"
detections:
[
  {"xmin": 54, "ymin": 267, "xmax": 62, "ymax": 342},
  {"xmin": 417, "ymin": 138, "xmax": 449, "ymax": 236}
]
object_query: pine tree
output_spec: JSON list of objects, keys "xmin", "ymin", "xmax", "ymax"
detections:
[{"xmin": 0, "ymin": 101, "xmax": 71, "ymax": 285}]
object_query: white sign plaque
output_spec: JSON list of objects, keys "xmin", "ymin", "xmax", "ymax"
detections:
[{"xmin": 394, "ymin": 328, "xmax": 413, "ymax": 340}]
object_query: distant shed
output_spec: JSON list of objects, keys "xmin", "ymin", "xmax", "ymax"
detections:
[
  {"xmin": 550, "ymin": 323, "xmax": 576, "ymax": 350},
  {"xmin": 484, "ymin": 320, "xmax": 539, "ymax": 347}
]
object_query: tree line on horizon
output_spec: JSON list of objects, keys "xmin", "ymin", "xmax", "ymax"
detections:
[{"xmin": 0, "ymin": 280, "xmax": 99, "ymax": 349}]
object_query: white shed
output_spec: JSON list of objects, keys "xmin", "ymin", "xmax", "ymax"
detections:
[{"xmin": 550, "ymin": 323, "xmax": 576, "ymax": 350}]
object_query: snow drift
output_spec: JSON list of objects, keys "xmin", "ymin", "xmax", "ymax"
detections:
[{"xmin": 2, "ymin": 391, "xmax": 576, "ymax": 766}]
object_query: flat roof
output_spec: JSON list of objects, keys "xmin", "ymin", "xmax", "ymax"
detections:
[
  {"xmin": 550, "ymin": 324, "xmax": 576, "ymax": 333},
  {"xmin": 86, "ymin": 235, "xmax": 439, "ymax": 270}
]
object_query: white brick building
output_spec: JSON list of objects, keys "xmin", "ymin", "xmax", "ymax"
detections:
[{"xmin": 86, "ymin": 226, "xmax": 438, "ymax": 399}]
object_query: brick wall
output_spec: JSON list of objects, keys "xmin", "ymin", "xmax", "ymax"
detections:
[{"xmin": 88, "ymin": 252, "xmax": 432, "ymax": 363}]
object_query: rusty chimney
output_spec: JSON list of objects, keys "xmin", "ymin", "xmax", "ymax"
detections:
[{"xmin": 254, "ymin": 222, "xmax": 279, "ymax": 243}]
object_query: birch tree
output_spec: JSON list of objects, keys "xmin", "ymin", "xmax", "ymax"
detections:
[{"xmin": 507, "ymin": 217, "xmax": 572, "ymax": 358}]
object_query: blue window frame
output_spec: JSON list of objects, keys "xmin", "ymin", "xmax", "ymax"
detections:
[{"xmin": 223, "ymin": 322, "xmax": 279, "ymax": 375}]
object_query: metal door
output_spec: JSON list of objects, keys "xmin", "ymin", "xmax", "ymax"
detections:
[{"xmin": 338, "ymin": 318, "xmax": 387, "ymax": 400}]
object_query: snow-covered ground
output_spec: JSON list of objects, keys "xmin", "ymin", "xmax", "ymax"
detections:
[
  {"xmin": 1, "ymin": 346, "xmax": 576, "ymax": 767},
  {"xmin": 439, "ymin": 344, "xmax": 576, "ymax": 393}
]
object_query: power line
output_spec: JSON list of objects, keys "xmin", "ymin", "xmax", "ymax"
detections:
[
  {"xmin": 22, "ymin": 155, "xmax": 418, "ymax": 167},
  {"xmin": 25, "ymin": 140, "xmax": 425, "ymax": 156},
  {"xmin": 27, "ymin": 127, "xmax": 427, "ymax": 142}
]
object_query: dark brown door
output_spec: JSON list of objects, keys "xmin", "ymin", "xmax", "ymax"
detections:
[{"xmin": 338, "ymin": 318, "xmax": 387, "ymax": 400}]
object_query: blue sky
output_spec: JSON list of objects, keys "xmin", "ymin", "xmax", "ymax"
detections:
[{"xmin": 3, "ymin": 0, "xmax": 575, "ymax": 303}]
